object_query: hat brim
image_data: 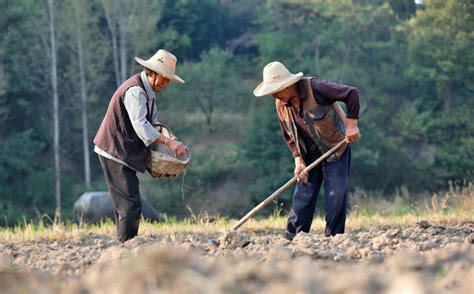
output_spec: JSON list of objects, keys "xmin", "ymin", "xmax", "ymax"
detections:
[
  {"xmin": 253, "ymin": 72, "xmax": 303, "ymax": 97},
  {"xmin": 135, "ymin": 57, "xmax": 185, "ymax": 84}
]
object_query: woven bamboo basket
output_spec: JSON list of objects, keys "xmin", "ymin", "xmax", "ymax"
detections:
[{"xmin": 147, "ymin": 123, "xmax": 191, "ymax": 178}]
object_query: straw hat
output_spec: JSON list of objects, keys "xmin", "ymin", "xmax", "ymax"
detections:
[
  {"xmin": 135, "ymin": 49, "xmax": 185, "ymax": 84},
  {"xmin": 253, "ymin": 61, "xmax": 303, "ymax": 97}
]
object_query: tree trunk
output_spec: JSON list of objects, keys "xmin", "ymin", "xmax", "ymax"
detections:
[
  {"xmin": 207, "ymin": 105, "xmax": 214, "ymax": 135},
  {"xmin": 117, "ymin": 1, "xmax": 127, "ymax": 83},
  {"xmin": 206, "ymin": 113, "xmax": 213, "ymax": 135},
  {"xmin": 314, "ymin": 44, "xmax": 320, "ymax": 73},
  {"xmin": 111, "ymin": 27, "xmax": 121, "ymax": 85},
  {"xmin": 338, "ymin": 44, "xmax": 350, "ymax": 83},
  {"xmin": 74, "ymin": 0, "xmax": 91, "ymax": 190},
  {"xmin": 102, "ymin": 0, "xmax": 121, "ymax": 87},
  {"xmin": 444, "ymin": 83, "xmax": 452, "ymax": 113},
  {"xmin": 47, "ymin": 0, "xmax": 61, "ymax": 218},
  {"xmin": 193, "ymin": 94, "xmax": 214, "ymax": 135}
]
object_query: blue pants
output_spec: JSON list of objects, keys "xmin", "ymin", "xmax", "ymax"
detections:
[{"xmin": 286, "ymin": 146, "xmax": 351, "ymax": 240}]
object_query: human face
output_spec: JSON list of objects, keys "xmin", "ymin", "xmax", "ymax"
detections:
[
  {"xmin": 271, "ymin": 83, "xmax": 299, "ymax": 105},
  {"xmin": 149, "ymin": 71, "xmax": 170, "ymax": 92}
]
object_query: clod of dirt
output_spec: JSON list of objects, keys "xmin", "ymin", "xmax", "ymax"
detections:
[
  {"xmin": 69, "ymin": 246, "xmax": 214, "ymax": 294},
  {"xmin": 292, "ymin": 232, "xmax": 315, "ymax": 248},
  {"xmin": 0, "ymin": 253, "xmax": 11, "ymax": 270},
  {"xmin": 386, "ymin": 252, "xmax": 428, "ymax": 272},
  {"xmin": 417, "ymin": 241, "xmax": 436, "ymax": 251},
  {"xmin": 218, "ymin": 230, "xmax": 251, "ymax": 249},
  {"xmin": 417, "ymin": 220, "xmax": 431, "ymax": 229},
  {"xmin": 465, "ymin": 233, "xmax": 474, "ymax": 244},
  {"xmin": 0, "ymin": 270, "xmax": 60, "ymax": 293},
  {"xmin": 346, "ymin": 246, "xmax": 361, "ymax": 259},
  {"xmin": 384, "ymin": 228, "xmax": 401, "ymax": 239},
  {"xmin": 207, "ymin": 239, "xmax": 220, "ymax": 247}
]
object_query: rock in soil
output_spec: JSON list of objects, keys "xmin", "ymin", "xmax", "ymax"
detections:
[{"xmin": 218, "ymin": 230, "xmax": 251, "ymax": 249}]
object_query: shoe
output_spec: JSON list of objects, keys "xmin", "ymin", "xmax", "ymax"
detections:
[
  {"xmin": 284, "ymin": 231, "xmax": 296, "ymax": 241},
  {"xmin": 324, "ymin": 227, "xmax": 332, "ymax": 237}
]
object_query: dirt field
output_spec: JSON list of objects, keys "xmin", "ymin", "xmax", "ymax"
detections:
[{"xmin": 0, "ymin": 219, "xmax": 473, "ymax": 293}]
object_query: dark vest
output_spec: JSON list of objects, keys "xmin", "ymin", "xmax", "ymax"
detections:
[
  {"xmin": 276, "ymin": 77, "xmax": 347, "ymax": 162},
  {"xmin": 94, "ymin": 73, "xmax": 153, "ymax": 172}
]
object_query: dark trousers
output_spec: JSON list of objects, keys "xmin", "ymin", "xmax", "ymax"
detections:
[
  {"xmin": 286, "ymin": 146, "xmax": 351, "ymax": 240},
  {"xmin": 98, "ymin": 155, "xmax": 142, "ymax": 242}
]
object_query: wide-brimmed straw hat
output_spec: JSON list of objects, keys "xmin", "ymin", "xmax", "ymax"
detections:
[
  {"xmin": 135, "ymin": 49, "xmax": 185, "ymax": 84},
  {"xmin": 253, "ymin": 61, "xmax": 303, "ymax": 97}
]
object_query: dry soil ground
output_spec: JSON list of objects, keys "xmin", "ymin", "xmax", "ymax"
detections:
[{"xmin": 0, "ymin": 220, "xmax": 473, "ymax": 293}]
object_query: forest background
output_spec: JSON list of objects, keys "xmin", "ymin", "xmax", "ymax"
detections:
[{"xmin": 0, "ymin": 0, "xmax": 472, "ymax": 225}]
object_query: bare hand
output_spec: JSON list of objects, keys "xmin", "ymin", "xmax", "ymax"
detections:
[
  {"xmin": 345, "ymin": 118, "xmax": 360, "ymax": 143},
  {"xmin": 167, "ymin": 139, "xmax": 187, "ymax": 157},
  {"xmin": 294, "ymin": 158, "xmax": 308, "ymax": 184}
]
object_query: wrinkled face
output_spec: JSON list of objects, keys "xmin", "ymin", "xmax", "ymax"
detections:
[
  {"xmin": 149, "ymin": 71, "xmax": 170, "ymax": 92},
  {"xmin": 271, "ymin": 83, "xmax": 299, "ymax": 104}
]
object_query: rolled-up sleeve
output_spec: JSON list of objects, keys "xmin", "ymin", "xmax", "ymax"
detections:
[
  {"xmin": 123, "ymin": 86, "xmax": 161, "ymax": 146},
  {"xmin": 311, "ymin": 78, "xmax": 360, "ymax": 119}
]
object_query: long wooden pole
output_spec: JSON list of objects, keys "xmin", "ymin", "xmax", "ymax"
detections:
[{"xmin": 230, "ymin": 140, "xmax": 346, "ymax": 231}]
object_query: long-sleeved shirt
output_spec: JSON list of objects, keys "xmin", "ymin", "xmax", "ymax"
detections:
[
  {"xmin": 94, "ymin": 71, "xmax": 161, "ymax": 170},
  {"xmin": 279, "ymin": 77, "xmax": 360, "ymax": 158}
]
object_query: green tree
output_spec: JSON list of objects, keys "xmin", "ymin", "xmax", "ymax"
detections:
[
  {"xmin": 165, "ymin": 48, "xmax": 247, "ymax": 134},
  {"xmin": 406, "ymin": 0, "xmax": 473, "ymax": 112},
  {"xmin": 404, "ymin": 0, "xmax": 474, "ymax": 185},
  {"xmin": 0, "ymin": 1, "xmax": 54, "ymax": 224},
  {"xmin": 158, "ymin": 0, "xmax": 234, "ymax": 60},
  {"xmin": 101, "ymin": 0, "xmax": 165, "ymax": 85}
]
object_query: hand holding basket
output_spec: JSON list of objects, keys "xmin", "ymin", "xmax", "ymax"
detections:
[{"xmin": 147, "ymin": 123, "xmax": 191, "ymax": 178}]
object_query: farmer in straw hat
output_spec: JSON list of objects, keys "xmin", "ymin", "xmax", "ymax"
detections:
[
  {"xmin": 94, "ymin": 49, "xmax": 187, "ymax": 242},
  {"xmin": 253, "ymin": 61, "xmax": 360, "ymax": 240}
]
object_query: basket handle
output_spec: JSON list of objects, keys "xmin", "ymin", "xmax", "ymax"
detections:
[{"xmin": 154, "ymin": 122, "xmax": 177, "ymax": 140}]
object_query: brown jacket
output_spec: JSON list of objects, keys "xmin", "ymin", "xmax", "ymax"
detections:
[{"xmin": 276, "ymin": 78, "xmax": 350, "ymax": 162}]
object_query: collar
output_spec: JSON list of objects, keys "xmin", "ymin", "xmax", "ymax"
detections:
[
  {"xmin": 140, "ymin": 71, "xmax": 156, "ymax": 100},
  {"xmin": 282, "ymin": 80, "xmax": 307, "ymax": 107},
  {"xmin": 282, "ymin": 80, "xmax": 307, "ymax": 117},
  {"xmin": 297, "ymin": 79, "xmax": 307, "ymax": 101}
]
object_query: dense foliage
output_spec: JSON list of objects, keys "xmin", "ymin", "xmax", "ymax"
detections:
[{"xmin": 0, "ymin": 0, "xmax": 472, "ymax": 224}]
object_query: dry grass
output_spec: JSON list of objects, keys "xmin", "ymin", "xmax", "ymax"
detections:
[{"xmin": 1, "ymin": 187, "xmax": 472, "ymax": 243}]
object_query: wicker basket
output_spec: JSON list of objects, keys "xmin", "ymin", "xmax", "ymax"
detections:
[{"xmin": 147, "ymin": 123, "xmax": 191, "ymax": 178}]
